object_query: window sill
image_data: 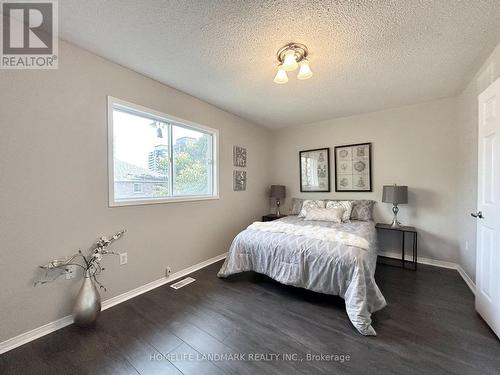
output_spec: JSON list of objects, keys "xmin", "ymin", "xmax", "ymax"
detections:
[{"xmin": 109, "ymin": 195, "xmax": 220, "ymax": 207}]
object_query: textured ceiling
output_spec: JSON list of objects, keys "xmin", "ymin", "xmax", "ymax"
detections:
[{"xmin": 59, "ymin": 1, "xmax": 500, "ymax": 128}]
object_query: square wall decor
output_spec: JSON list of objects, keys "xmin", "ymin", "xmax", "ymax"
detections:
[
  {"xmin": 233, "ymin": 170, "xmax": 247, "ymax": 191},
  {"xmin": 334, "ymin": 143, "xmax": 372, "ymax": 192},
  {"xmin": 233, "ymin": 146, "xmax": 247, "ymax": 167}
]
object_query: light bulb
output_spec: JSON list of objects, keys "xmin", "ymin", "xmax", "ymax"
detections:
[
  {"xmin": 297, "ymin": 59, "xmax": 313, "ymax": 80},
  {"xmin": 273, "ymin": 65, "xmax": 288, "ymax": 84},
  {"xmin": 282, "ymin": 49, "xmax": 298, "ymax": 71}
]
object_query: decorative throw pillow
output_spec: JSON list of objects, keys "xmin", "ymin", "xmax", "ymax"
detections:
[
  {"xmin": 350, "ymin": 200, "xmax": 375, "ymax": 221},
  {"xmin": 298, "ymin": 200, "xmax": 325, "ymax": 217},
  {"xmin": 325, "ymin": 200, "xmax": 353, "ymax": 222},
  {"xmin": 304, "ymin": 207, "xmax": 344, "ymax": 223},
  {"xmin": 290, "ymin": 198, "xmax": 304, "ymax": 215}
]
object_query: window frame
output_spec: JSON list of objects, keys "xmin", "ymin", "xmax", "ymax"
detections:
[{"xmin": 107, "ymin": 96, "xmax": 219, "ymax": 207}]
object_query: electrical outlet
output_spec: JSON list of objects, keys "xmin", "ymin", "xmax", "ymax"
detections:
[
  {"xmin": 465, "ymin": 241, "xmax": 469, "ymax": 251},
  {"xmin": 166, "ymin": 266, "xmax": 172, "ymax": 277},
  {"xmin": 119, "ymin": 252, "xmax": 128, "ymax": 265},
  {"xmin": 65, "ymin": 265, "xmax": 76, "ymax": 280}
]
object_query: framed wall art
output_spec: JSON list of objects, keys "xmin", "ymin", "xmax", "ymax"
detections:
[
  {"xmin": 299, "ymin": 148, "xmax": 330, "ymax": 192},
  {"xmin": 233, "ymin": 146, "xmax": 247, "ymax": 167},
  {"xmin": 233, "ymin": 170, "xmax": 247, "ymax": 191},
  {"xmin": 334, "ymin": 142, "xmax": 372, "ymax": 192}
]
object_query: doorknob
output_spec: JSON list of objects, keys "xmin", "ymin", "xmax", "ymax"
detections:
[{"xmin": 471, "ymin": 211, "xmax": 484, "ymax": 219}]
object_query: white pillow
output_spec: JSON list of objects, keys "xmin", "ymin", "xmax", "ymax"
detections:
[
  {"xmin": 298, "ymin": 200, "xmax": 325, "ymax": 217},
  {"xmin": 304, "ymin": 207, "xmax": 344, "ymax": 223},
  {"xmin": 326, "ymin": 200, "xmax": 353, "ymax": 222}
]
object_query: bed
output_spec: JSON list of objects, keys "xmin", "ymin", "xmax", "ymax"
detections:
[{"xmin": 217, "ymin": 214, "xmax": 387, "ymax": 336}]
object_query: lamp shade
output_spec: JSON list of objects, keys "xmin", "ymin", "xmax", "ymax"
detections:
[
  {"xmin": 273, "ymin": 65, "xmax": 288, "ymax": 84},
  {"xmin": 270, "ymin": 185, "xmax": 286, "ymax": 199},
  {"xmin": 382, "ymin": 185, "xmax": 408, "ymax": 204},
  {"xmin": 297, "ymin": 59, "xmax": 313, "ymax": 80},
  {"xmin": 282, "ymin": 50, "xmax": 298, "ymax": 71}
]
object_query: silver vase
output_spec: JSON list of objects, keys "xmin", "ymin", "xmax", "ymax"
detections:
[{"xmin": 72, "ymin": 270, "xmax": 101, "ymax": 327}]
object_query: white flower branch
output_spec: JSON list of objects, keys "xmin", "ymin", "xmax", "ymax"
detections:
[{"xmin": 35, "ymin": 230, "xmax": 126, "ymax": 289}]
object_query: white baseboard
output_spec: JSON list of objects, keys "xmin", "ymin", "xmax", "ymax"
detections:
[
  {"xmin": 0, "ymin": 315, "xmax": 74, "ymax": 356},
  {"xmin": 455, "ymin": 264, "xmax": 476, "ymax": 295},
  {"xmin": 379, "ymin": 251, "xmax": 476, "ymax": 294},
  {"xmin": 0, "ymin": 252, "xmax": 227, "ymax": 355},
  {"xmin": 102, "ymin": 252, "xmax": 227, "ymax": 310}
]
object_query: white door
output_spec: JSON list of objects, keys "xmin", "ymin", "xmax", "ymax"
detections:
[{"xmin": 475, "ymin": 77, "xmax": 500, "ymax": 338}]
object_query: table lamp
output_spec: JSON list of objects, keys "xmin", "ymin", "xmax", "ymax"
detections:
[
  {"xmin": 270, "ymin": 185, "xmax": 286, "ymax": 216},
  {"xmin": 382, "ymin": 184, "xmax": 408, "ymax": 228}
]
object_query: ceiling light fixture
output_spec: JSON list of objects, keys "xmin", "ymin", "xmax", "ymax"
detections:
[{"xmin": 274, "ymin": 43, "xmax": 313, "ymax": 84}]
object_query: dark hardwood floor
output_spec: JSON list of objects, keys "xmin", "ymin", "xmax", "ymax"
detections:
[{"xmin": 1, "ymin": 261, "xmax": 499, "ymax": 375}]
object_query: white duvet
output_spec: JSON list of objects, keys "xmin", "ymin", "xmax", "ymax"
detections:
[{"xmin": 247, "ymin": 221, "xmax": 370, "ymax": 250}]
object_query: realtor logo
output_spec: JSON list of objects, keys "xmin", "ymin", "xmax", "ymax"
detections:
[{"xmin": 1, "ymin": 0, "xmax": 58, "ymax": 69}]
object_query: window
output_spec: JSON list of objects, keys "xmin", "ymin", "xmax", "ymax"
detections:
[
  {"xmin": 107, "ymin": 97, "xmax": 218, "ymax": 206},
  {"xmin": 133, "ymin": 183, "xmax": 143, "ymax": 193}
]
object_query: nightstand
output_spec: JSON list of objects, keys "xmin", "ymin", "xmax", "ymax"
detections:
[
  {"xmin": 262, "ymin": 214, "xmax": 287, "ymax": 222},
  {"xmin": 376, "ymin": 223, "xmax": 417, "ymax": 270}
]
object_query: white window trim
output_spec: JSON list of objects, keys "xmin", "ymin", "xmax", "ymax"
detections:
[{"xmin": 107, "ymin": 96, "xmax": 219, "ymax": 207}]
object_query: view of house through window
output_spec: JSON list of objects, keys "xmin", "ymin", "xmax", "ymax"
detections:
[{"xmin": 109, "ymin": 99, "xmax": 216, "ymax": 205}]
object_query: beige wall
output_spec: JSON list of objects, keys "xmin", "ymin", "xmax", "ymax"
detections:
[
  {"xmin": 456, "ymin": 44, "xmax": 500, "ymax": 281},
  {"xmin": 0, "ymin": 41, "xmax": 271, "ymax": 342},
  {"xmin": 271, "ymin": 98, "xmax": 460, "ymax": 263}
]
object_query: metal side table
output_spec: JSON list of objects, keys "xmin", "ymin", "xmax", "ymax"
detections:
[{"xmin": 376, "ymin": 223, "xmax": 417, "ymax": 270}]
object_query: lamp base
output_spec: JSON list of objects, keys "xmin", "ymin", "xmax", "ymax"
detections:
[
  {"xmin": 390, "ymin": 204, "xmax": 403, "ymax": 228},
  {"xmin": 390, "ymin": 219, "xmax": 402, "ymax": 228}
]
